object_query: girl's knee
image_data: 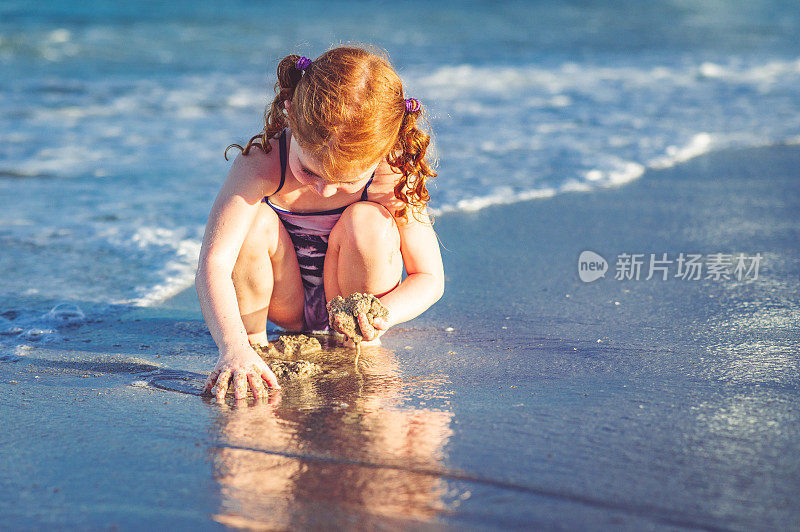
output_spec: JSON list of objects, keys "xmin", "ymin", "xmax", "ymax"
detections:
[{"xmin": 333, "ymin": 201, "xmax": 398, "ymax": 251}]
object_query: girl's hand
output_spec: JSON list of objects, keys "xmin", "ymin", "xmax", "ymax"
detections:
[
  {"xmin": 202, "ymin": 346, "xmax": 281, "ymax": 401},
  {"xmin": 333, "ymin": 312, "xmax": 391, "ymax": 347},
  {"xmin": 356, "ymin": 312, "xmax": 390, "ymax": 342}
]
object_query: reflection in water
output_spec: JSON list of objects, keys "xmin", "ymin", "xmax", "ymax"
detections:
[{"xmin": 206, "ymin": 341, "xmax": 454, "ymax": 529}]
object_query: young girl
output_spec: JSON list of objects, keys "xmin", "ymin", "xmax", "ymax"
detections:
[{"xmin": 196, "ymin": 45, "xmax": 444, "ymax": 401}]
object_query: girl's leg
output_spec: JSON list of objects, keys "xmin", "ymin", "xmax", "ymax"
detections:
[
  {"xmin": 232, "ymin": 203, "xmax": 304, "ymax": 345},
  {"xmin": 324, "ymin": 201, "xmax": 403, "ymax": 303}
]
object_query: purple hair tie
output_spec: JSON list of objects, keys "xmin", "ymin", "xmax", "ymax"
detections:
[
  {"xmin": 296, "ymin": 56, "xmax": 312, "ymax": 71},
  {"xmin": 405, "ymin": 98, "xmax": 420, "ymax": 112}
]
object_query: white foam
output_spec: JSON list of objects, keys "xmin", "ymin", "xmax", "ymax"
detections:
[
  {"xmin": 413, "ymin": 58, "xmax": 800, "ymax": 97},
  {"xmin": 47, "ymin": 29, "xmax": 72, "ymax": 43},
  {"xmin": 127, "ymin": 247, "xmax": 201, "ymax": 307},
  {"xmin": 120, "ymin": 227, "xmax": 203, "ymax": 307},
  {"xmin": 698, "ymin": 58, "xmax": 800, "ymax": 84},
  {"xmin": 431, "ymin": 160, "xmax": 648, "ymax": 215},
  {"xmin": 433, "ymin": 187, "xmax": 557, "ymax": 215},
  {"xmin": 648, "ymin": 133, "xmax": 715, "ymax": 170},
  {"xmin": 41, "ymin": 303, "xmax": 86, "ymax": 327}
]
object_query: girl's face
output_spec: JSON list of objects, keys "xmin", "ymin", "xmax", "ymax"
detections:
[{"xmin": 288, "ymin": 135, "xmax": 378, "ymax": 198}]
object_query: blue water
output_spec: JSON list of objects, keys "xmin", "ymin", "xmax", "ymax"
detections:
[{"xmin": 2, "ymin": 0, "xmax": 800, "ymax": 318}]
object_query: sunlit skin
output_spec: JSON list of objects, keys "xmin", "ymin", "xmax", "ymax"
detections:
[{"xmin": 196, "ymin": 100, "xmax": 444, "ymax": 401}]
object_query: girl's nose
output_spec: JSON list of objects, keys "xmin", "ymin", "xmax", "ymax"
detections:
[{"xmin": 315, "ymin": 182, "xmax": 337, "ymax": 197}]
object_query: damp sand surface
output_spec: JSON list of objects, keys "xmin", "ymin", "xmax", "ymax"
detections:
[{"xmin": 1, "ymin": 146, "xmax": 800, "ymax": 529}]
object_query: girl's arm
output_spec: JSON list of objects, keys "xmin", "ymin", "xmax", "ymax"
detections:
[
  {"xmin": 196, "ymin": 150, "xmax": 281, "ymax": 399},
  {"xmin": 379, "ymin": 208, "xmax": 444, "ymax": 327}
]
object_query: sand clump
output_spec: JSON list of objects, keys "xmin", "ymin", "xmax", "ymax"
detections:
[
  {"xmin": 251, "ymin": 334, "xmax": 322, "ymax": 381},
  {"xmin": 267, "ymin": 359, "xmax": 322, "ymax": 380},
  {"xmin": 327, "ymin": 293, "xmax": 388, "ymax": 344},
  {"xmin": 273, "ymin": 334, "xmax": 321, "ymax": 357}
]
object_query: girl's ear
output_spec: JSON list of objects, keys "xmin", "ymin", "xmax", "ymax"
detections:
[{"xmin": 284, "ymin": 100, "xmax": 292, "ymax": 114}]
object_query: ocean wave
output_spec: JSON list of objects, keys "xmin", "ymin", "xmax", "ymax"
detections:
[
  {"xmin": 412, "ymin": 56, "xmax": 800, "ymax": 214},
  {"xmin": 3, "ymin": 53, "xmax": 800, "ymax": 306},
  {"xmin": 110, "ymin": 226, "xmax": 203, "ymax": 307},
  {"xmin": 122, "ymin": 238, "xmax": 202, "ymax": 307},
  {"xmin": 431, "ymin": 131, "xmax": 785, "ymax": 216},
  {"xmin": 412, "ymin": 58, "xmax": 800, "ymax": 96}
]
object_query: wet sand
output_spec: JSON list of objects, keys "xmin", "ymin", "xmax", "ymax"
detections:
[{"xmin": 1, "ymin": 145, "xmax": 799, "ymax": 529}]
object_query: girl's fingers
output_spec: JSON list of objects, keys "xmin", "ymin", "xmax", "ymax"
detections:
[
  {"xmin": 202, "ymin": 368, "xmax": 221, "ymax": 395},
  {"xmin": 267, "ymin": 388, "xmax": 282, "ymax": 406},
  {"xmin": 260, "ymin": 366, "xmax": 281, "ymax": 390},
  {"xmin": 247, "ymin": 373, "xmax": 268, "ymax": 399},
  {"xmin": 357, "ymin": 313, "xmax": 376, "ymax": 340},
  {"xmin": 372, "ymin": 317, "xmax": 390, "ymax": 330},
  {"xmin": 213, "ymin": 369, "xmax": 232, "ymax": 400},
  {"xmin": 233, "ymin": 371, "xmax": 248, "ymax": 400},
  {"xmin": 332, "ymin": 314, "xmax": 346, "ymax": 335}
]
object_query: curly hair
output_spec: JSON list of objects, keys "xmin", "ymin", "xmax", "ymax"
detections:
[{"xmin": 225, "ymin": 45, "xmax": 436, "ymax": 222}]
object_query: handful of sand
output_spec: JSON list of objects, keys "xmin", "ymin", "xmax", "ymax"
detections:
[{"xmin": 327, "ymin": 292, "xmax": 389, "ymax": 344}]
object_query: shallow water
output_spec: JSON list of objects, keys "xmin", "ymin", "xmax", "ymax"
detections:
[
  {"xmin": 2, "ymin": 145, "xmax": 798, "ymax": 528},
  {"xmin": 0, "ymin": 320, "xmax": 460, "ymax": 528},
  {"xmin": 2, "ymin": 0, "xmax": 800, "ymax": 311}
]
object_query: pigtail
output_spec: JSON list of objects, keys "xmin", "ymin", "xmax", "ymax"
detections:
[
  {"xmin": 386, "ymin": 101, "xmax": 437, "ymax": 222},
  {"xmin": 225, "ymin": 55, "xmax": 306, "ymax": 160}
]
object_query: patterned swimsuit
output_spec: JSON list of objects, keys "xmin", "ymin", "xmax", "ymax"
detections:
[{"xmin": 262, "ymin": 129, "xmax": 374, "ymax": 331}]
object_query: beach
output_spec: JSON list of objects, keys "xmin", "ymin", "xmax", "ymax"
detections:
[
  {"xmin": 3, "ymin": 1, "xmax": 800, "ymax": 528},
  {"xmin": 2, "ymin": 144, "xmax": 798, "ymax": 529}
]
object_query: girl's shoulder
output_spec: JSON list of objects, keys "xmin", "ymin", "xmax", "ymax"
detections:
[
  {"xmin": 227, "ymin": 134, "xmax": 284, "ymax": 197},
  {"xmin": 368, "ymin": 160, "xmax": 430, "ymax": 225},
  {"xmin": 368, "ymin": 160, "xmax": 404, "ymax": 208}
]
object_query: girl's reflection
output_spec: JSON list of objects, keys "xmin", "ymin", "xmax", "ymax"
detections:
[{"xmin": 207, "ymin": 343, "xmax": 454, "ymax": 529}]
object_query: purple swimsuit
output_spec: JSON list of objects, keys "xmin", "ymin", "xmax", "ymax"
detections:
[{"xmin": 262, "ymin": 129, "xmax": 374, "ymax": 331}]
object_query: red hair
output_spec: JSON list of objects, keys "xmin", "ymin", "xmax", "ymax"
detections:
[{"xmin": 226, "ymin": 45, "xmax": 436, "ymax": 221}]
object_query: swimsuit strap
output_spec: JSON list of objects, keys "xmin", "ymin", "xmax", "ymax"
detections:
[
  {"xmin": 360, "ymin": 172, "xmax": 375, "ymax": 201},
  {"xmin": 269, "ymin": 128, "xmax": 288, "ymax": 196}
]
